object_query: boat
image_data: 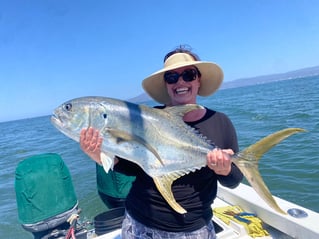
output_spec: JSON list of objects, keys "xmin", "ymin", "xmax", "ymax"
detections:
[
  {"xmin": 15, "ymin": 154, "xmax": 319, "ymax": 239},
  {"xmin": 92, "ymin": 183, "xmax": 319, "ymax": 239}
]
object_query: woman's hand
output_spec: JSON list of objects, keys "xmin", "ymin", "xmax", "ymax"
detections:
[
  {"xmin": 80, "ymin": 127, "xmax": 103, "ymax": 164},
  {"xmin": 207, "ymin": 148, "xmax": 234, "ymax": 176}
]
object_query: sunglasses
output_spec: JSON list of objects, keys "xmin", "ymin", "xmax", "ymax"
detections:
[{"xmin": 164, "ymin": 69, "xmax": 199, "ymax": 84}]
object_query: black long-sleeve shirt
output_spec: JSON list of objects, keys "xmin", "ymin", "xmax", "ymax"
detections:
[{"xmin": 114, "ymin": 108, "xmax": 243, "ymax": 232}]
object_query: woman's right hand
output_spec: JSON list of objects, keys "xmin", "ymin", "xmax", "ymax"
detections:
[{"xmin": 80, "ymin": 127, "xmax": 103, "ymax": 164}]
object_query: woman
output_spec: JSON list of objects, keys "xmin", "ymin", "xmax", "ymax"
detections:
[{"xmin": 80, "ymin": 46, "xmax": 243, "ymax": 238}]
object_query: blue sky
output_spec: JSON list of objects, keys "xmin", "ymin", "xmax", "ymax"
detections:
[{"xmin": 1, "ymin": 0, "xmax": 318, "ymax": 122}]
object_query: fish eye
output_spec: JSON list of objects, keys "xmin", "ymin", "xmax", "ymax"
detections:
[
  {"xmin": 64, "ymin": 103, "xmax": 72, "ymax": 111},
  {"xmin": 102, "ymin": 113, "xmax": 107, "ymax": 119}
]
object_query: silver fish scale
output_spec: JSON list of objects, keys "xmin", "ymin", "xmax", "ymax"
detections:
[{"xmin": 97, "ymin": 99, "xmax": 213, "ymax": 177}]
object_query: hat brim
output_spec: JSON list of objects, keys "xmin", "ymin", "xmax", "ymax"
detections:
[{"xmin": 142, "ymin": 61, "xmax": 223, "ymax": 104}]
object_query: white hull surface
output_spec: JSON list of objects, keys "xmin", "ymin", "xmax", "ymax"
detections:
[{"xmin": 93, "ymin": 183, "xmax": 319, "ymax": 239}]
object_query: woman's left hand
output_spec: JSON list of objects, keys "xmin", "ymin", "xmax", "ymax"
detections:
[
  {"xmin": 80, "ymin": 127, "xmax": 103, "ymax": 164},
  {"xmin": 207, "ymin": 148, "xmax": 234, "ymax": 176}
]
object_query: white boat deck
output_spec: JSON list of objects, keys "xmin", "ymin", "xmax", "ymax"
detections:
[{"xmin": 92, "ymin": 183, "xmax": 319, "ymax": 239}]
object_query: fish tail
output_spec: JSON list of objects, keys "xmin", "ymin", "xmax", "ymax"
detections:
[{"xmin": 233, "ymin": 128, "xmax": 306, "ymax": 214}]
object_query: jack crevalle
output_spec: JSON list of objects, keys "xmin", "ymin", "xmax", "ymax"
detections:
[{"xmin": 51, "ymin": 96, "xmax": 305, "ymax": 214}]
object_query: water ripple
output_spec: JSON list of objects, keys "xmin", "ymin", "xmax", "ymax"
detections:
[{"xmin": 1, "ymin": 76, "xmax": 318, "ymax": 238}]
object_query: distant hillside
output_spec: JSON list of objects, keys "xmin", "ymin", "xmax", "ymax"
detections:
[
  {"xmin": 221, "ymin": 65, "xmax": 319, "ymax": 90},
  {"xmin": 129, "ymin": 65, "xmax": 319, "ymax": 103},
  {"xmin": 129, "ymin": 92, "xmax": 151, "ymax": 103}
]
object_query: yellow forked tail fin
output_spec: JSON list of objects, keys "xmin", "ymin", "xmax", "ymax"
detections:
[{"xmin": 234, "ymin": 128, "xmax": 306, "ymax": 214}]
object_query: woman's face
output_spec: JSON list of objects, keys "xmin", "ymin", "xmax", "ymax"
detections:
[{"xmin": 164, "ymin": 66, "xmax": 200, "ymax": 106}]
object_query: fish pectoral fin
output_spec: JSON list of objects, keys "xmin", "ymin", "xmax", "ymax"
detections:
[
  {"xmin": 153, "ymin": 173, "xmax": 187, "ymax": 214},
  {"xmin": 100, "ymin": 152, "xmax": 115, "ymax": 173},
  {"xmin": 107, "ymin": 128, "xmax": 165, "ymax": 166}
]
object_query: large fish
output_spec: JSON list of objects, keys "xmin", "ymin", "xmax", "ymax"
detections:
[{"xmin": 51, "ymin": 96, "xmax": 305, "ymax": 215}]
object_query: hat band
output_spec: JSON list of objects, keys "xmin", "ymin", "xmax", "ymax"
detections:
[{"xmin": 164, "ymin": 53, "xmax": 198, "ymax": 69}]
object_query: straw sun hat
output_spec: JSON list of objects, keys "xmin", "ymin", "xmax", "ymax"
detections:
[{"xmin": 142, "ymin": 52, "xmax": 224, "ymax": 104}]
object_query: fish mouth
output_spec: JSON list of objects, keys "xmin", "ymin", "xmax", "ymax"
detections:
[{"xmin": 50, "ymin": 113, "xmax": 63, "ymax": 128}]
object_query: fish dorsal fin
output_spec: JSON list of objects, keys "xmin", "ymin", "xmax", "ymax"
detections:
[
  {"xmin": 106, "ymin": 128, "xmax": 164, "ymax": 166},
  {"xmin": 163, "ymin": 104, "xmax": 215, "ymax": 147},
  {"xmin": 163, "ymin": 104, "xmax": 204, "ymax": 118},
  {"xmin": 153, "ymin": 172, "xmax": 189, "ymax": 214}
]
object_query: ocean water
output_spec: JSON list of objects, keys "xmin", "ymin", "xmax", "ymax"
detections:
[{"xmin": 1, "ymin": 76, "xmax": 318, "ymax": 238}]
